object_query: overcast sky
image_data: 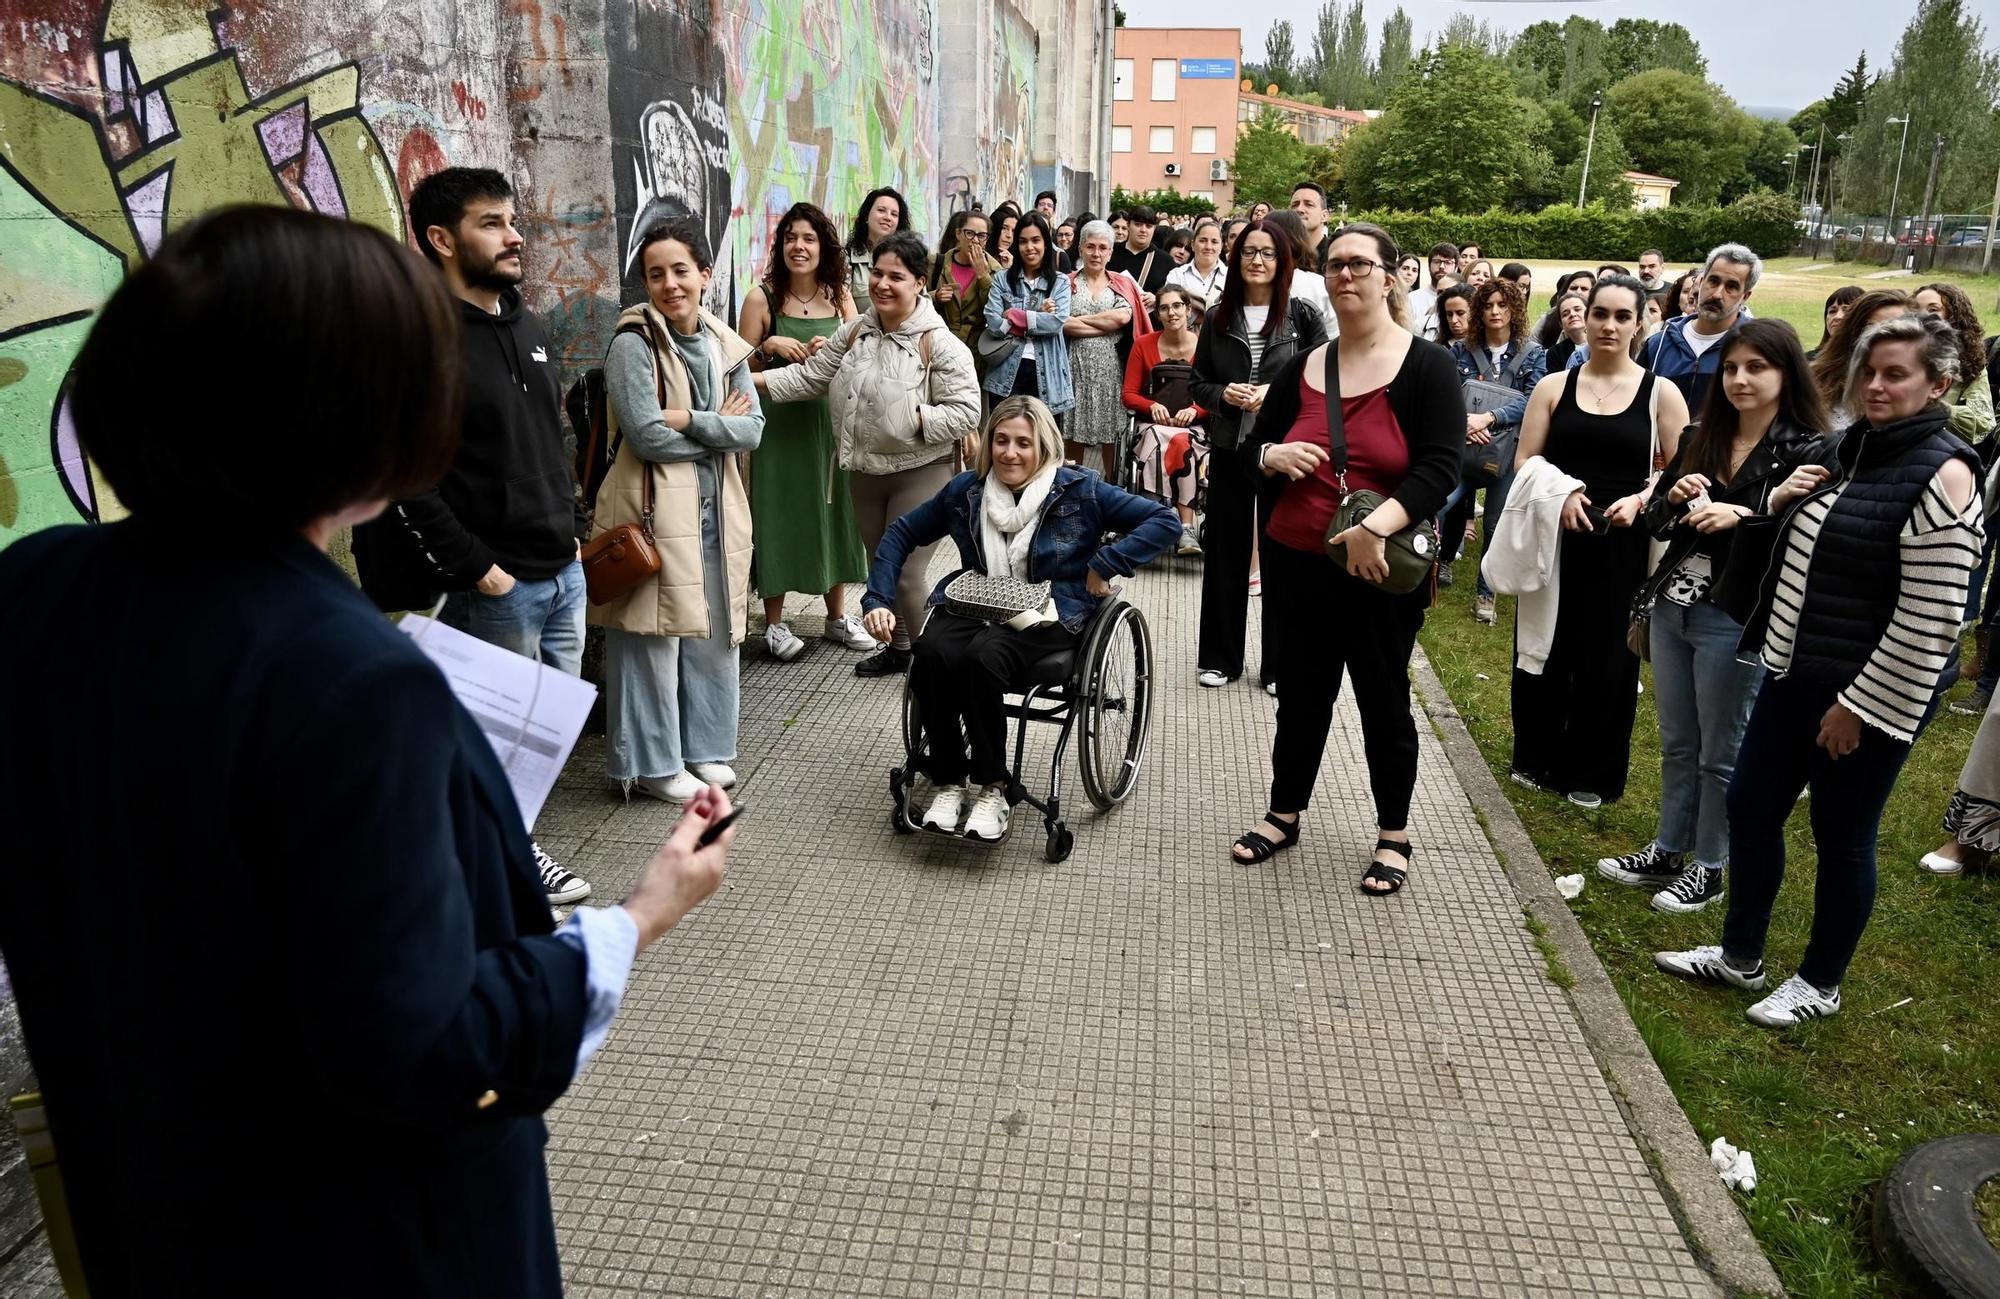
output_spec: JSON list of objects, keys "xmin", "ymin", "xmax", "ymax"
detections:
[{"xmin": 1125, "ymin": 0, "xmax": 1936, "ymax": 114}]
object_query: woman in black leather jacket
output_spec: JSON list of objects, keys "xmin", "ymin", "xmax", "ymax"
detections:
[
  {"xmin": 1599, "ymin": 320, "xmax": 1839, "ymax": 914},
  {"xmin": 1190, "ymin": 219, "xmax": 1328, "ymax": 691}
]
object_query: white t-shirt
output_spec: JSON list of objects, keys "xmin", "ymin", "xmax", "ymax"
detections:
[
  {"xmin": 1684, "ymin": 323, "xmax": 1729, "ymax": 359},
  {"xmin": 1166, "ymin": 260, "xmax": 1227, "ymax": 308}
]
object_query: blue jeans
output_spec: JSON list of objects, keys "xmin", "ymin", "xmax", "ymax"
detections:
[
  {"xmin": 1649, "ymin": 599, "xmax": 1763, "ymax": 867},
  {"xmin": 1474, "ymin": 463, "xmax": 1518, "ymax": 599},
  {"xmin": 1720, "ymin": 673, "xmax": 1918, "ymax": 989},
  {"xmin": 440, "ymin": 558, "xmax": 585, "ymax": 676}
]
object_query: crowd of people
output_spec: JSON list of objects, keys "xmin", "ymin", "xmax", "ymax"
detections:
[{"xmin": 8, "ymin": 160, "xmax": 2000, "ymax": 1285}]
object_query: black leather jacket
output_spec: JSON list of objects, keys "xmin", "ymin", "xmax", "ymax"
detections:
[{"xmin": 1190, "ymin": 298, "xmax": 1328, "ymax": 451}]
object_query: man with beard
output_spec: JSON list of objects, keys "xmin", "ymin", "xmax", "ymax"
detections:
[
  {"xmin": 1640, "ymin": 242, "xmax": 1759, "ymax": 412},
  {"xmin": 358, "ymin": 167, "xmax": 592, "ymax": 906}
]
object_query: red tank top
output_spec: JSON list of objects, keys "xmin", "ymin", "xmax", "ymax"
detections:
[{"xmin": 1267, "ymin": 379, "xmax": 1409, "ymax": 551}]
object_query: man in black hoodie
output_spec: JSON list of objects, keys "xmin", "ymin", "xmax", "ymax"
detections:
[{"xmin": 359, "ymin": 167, "xmax": 591, "ymax": 905}]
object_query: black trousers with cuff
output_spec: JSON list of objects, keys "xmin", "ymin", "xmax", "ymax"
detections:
[
  {"xmin": 911, "ymin": 611, "xmax": 1077, "ymax": 788},
  {"xmin": 1197, "ymin": 448, "xmax": 1282, "ymax": 682}
]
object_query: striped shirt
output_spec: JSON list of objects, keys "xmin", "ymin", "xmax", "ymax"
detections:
[{"xmin": 1760, "ymin": 467, "xmax": 1984, "ymax": 741}]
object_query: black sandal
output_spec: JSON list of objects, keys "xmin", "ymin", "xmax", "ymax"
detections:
[
  {"xmin": 1360, "ymin": 838, "xmax": 1413, "ymax": 895},
  {"xmin": 1232, "ymin": 812, "xmax": 1301, "ymax": 864}
]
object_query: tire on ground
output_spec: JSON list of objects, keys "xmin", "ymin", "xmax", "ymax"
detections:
[{"xmin": 1876, "ymin": 1134, "xmax": 2000, "ymax": 1299}]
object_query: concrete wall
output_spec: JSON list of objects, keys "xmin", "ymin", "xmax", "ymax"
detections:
[{"xmin": 0, "ymin": 0, "xmax": 1105, "ymax": 1261}]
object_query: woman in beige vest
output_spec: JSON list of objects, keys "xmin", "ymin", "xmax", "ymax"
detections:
[{"xmin": 590, "ymin": 218, "xmax": 764, "ymax": 802}]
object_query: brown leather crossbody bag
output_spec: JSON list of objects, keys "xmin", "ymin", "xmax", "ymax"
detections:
[{"xmin": 582, "ymin": 317, "xmax": 666, "ymax": 605}]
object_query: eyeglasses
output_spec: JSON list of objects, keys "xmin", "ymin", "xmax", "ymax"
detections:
[
  {"xmin": 1324, "ymin": 257, "xmax": 1382, "ymax": 278},
  {"xmin": 1239, "ymin": 248, "xmax": 1279, "ymax": 263},
  {"xmin": 961, "ymin": 228, "xmax": 988, "ymax": 240}
]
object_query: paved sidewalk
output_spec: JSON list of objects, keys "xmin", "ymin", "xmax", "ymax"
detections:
[{"xmin": 537, "ymin": 559, "xmax": 1724, "ymax": 1298}]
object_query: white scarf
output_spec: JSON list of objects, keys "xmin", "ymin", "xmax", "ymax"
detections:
[{"xmin": 981, "ymin": 459, "xmax": 1061, "ymax": 580}]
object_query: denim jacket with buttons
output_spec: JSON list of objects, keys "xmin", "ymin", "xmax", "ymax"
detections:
[{"xmin": 864, "ymin": 467, "xmax": 1179, "ymax": 632}]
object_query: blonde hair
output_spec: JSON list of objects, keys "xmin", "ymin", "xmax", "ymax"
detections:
[{"xmin": 976, "ymin": 396, "xmax": 1066, "ymax": 477}]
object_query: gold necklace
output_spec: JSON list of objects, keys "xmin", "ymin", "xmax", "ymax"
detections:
[{"xmin": 1583, "ymin": 370, "xmax": 1622, "ymax": 408}]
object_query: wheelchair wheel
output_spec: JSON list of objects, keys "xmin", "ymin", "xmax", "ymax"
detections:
[
  {"xmin": 1045, "ymin": 823, "xmax": 1074, "ymax": 863},
  {"xmin": 1077, "ymin": 602, "xmax": 1154, "ymax": 810},
  {"xmin": 900, "ymin": 678, "xmax": 925, "ymax": 760}
]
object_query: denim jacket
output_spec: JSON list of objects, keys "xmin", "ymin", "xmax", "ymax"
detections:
[
  {"xmin": 864, "ymin": 467, "xmax": 1179, "ymax": 632},
  {"xmin": 982, "ymin": 270, "xmax": 1075, "ymax": 412},
  {"xmin": 1447, "ymin": 337, "xmax": 1547, "ymax": 432}
]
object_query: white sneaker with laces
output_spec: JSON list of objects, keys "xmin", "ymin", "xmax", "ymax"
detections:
[
  {"xmin": 632, "ymin": 769, "xmax": 706, "ymax": 803},
  {"xmin": 921, "ymin": 783, "xmax": 968, "ymax": 833},
  {"xmin": 823, "ymin": 615, "xmax": 877, "ymax": 650},
  {"xmin": 688, "ymin": 762, "xmax": 737, "ymax": 788},
  {"xmin": 533, "ymin": 843, "xmax": 592, "ymax": 904},
  {"xmin": 1653, "ymin": 944, "xmax": 1767, "ymax": 992},
  {"xmin": 1746, "ymin": 975, "xmax": 1841, "ymax": 1027},
  {"xmin": 1198, "ymin": 670, "xmax": 1230, "ymax": 688},
  {"xmin": 765, "ymin": 622, "xmax": 804, "ymax": 662},
  {"xmin": 962, "ymin": 784, "xmax": 1011, "ymax": 843}
]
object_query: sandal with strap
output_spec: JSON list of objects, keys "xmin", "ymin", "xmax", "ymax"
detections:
[
  {"xmin": 1232, "ymin": 812, "xmax": 1301, "ymax": 864},
  {"xmin": 1360, "ymin": 838, "xmax": 1413, "ymax": 895}
]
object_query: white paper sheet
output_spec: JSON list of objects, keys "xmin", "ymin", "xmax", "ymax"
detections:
[{"xmin": 399, "ymin": 615, "xmax": 598, "ymax": 828}]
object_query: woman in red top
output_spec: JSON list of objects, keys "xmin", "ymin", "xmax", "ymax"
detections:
[
  {"xmin": 1123, "ymin": 283, "xmax": 1209, "ymax": 554},
  {"xmin": 1228, "ymin": 223, "xmax": 1463, "ymax": 894}
]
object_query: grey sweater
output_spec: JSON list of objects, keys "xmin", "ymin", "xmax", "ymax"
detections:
[{"xmin": 606, "ymin": 326, "xmax": 762, "ymax": 496}]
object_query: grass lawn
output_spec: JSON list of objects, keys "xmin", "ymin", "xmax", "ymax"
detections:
[{"xmin": 1421, "ymin": 532, "xmax": 2000, "ymax": 1299}]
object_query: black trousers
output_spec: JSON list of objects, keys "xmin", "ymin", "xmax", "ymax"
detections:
[
  {"xmin": 1197, "ymin": 447, "xmax": 1281, "ymax": 681},
  {"xmin": 1265, "ymin": 540, "xmax": 1427, "ymax": 830},
  {"xmin": 911, "ymin": 611, "xmax": 1077, "ymax": 787},
  {"xmin": 1509, "ymin": 528, "xmax": 1645, "ymax": 799}
]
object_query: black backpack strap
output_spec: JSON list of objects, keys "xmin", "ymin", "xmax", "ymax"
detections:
[{"xmin": 1321, "ymin": 339, "xmax": 1347, "ymax": 484}]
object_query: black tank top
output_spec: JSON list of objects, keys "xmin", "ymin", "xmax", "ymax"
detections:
[{"xmin": 1548, "ymin": 367, "xmax": 1656, "ymax": 503}]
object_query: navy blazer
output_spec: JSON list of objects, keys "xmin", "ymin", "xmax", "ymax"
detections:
[
  {"xmin": 0, "ymin": 521, "xmax": 587, "ymax": 1296},
  {"xmin": 865, "ymin": 466, "xmax": 1179, "ymax": 632}
]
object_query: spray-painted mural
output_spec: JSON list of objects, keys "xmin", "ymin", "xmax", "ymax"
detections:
[{"xmin": 988, "ymin": 1, "xmax": 1036, "ymax": 212}]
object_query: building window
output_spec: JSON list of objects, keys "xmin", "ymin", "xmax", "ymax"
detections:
[
  {"xmin": 1150, "ymin": 59, "xmax": 1176, "ymax": 100},
  {"xmin": 1149, "ymin": 126, "xmax": 1173, "ymax": 153},
  {"xmin": 1191, "ymin": 127, "xmax": 1217, "ymax": 155},
  {"xmin": 1188, "ymin": 190, "xmax": 1214, "ymax": 203},
  {"xmin": 1112, "ymin": 125, "xmax": 1132, "ymax": 154},
  {"xmin": 1113, "ymin": 59, "xmax": 1133, "ymax": 101}
]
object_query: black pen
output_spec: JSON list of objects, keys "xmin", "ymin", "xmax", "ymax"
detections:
[{"xmin": 696, "ymin": 803, "xmax": 744, "ymax": 848}]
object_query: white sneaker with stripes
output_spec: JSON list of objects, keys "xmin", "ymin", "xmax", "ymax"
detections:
[{"xmin": 1746, "ymin": 975, "xmax": 1841, "ymax": 1028}]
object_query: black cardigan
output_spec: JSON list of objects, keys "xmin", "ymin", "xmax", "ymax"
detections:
[
  {"xmin": 1190, "ymin": 297, "xmax": 1328, "ymax": 451},
  {"xmin": 1246, "ymin": 336, "xmax": 1465, "ymax": 526}
]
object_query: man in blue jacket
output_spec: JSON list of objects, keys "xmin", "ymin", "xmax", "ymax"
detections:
[{"xmin": 1641, "ymin": 243, "xmax": 1760, "ymax": 412}]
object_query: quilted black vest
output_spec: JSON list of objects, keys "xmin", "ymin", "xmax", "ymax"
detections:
[{"xmin": 1780, "ymin": 408, "xmax": 1971, "ymax": 691}]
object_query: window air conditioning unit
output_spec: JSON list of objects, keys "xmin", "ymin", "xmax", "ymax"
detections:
[
  {"xmin": 1163, "ymin": 162, "xmax": 1182, "ymax": 177},
  {"xmin": 1210, "ymin": 159, "xmax": 1229, "ymax": 181}
]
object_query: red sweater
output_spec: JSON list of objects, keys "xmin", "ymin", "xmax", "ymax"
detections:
[{"xmin": 1122, "ymin": 332, "xmax": 1212, "ymax": 418}]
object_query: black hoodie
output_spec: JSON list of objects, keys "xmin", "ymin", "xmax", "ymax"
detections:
[{"xmin": 355, "ymin": 287, "xmax": 581, "ymax": 610}]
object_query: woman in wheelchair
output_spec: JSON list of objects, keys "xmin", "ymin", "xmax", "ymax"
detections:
[
  {"xmin": 1123, "ymin": 283, "xmax": 1208, "ymax": 556},
  {"xmin": 863, "ymin": 396, "xmax": 1180, "ymax": 843}
]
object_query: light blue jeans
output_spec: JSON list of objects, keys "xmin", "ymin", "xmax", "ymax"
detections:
[
  {"xmin": 1649, "ymin": 597, "xmax": 1763, "ymax": 867},
  {"xmin": 441, "ymin": 558, "xmax": 586, "ymax": 676},
  {"xmin": 604, "ymin": 487, "xmax": 739, "ymax": 780}
]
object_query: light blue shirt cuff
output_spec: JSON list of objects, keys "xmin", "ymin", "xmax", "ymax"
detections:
[{"xmin": 552, "ymin": 904, "xmax": 641, "ymax": 1071}]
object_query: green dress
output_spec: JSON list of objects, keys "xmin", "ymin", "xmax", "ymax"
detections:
[{"xmin": 752, "ymin": 313, "xmax": 869, "ymax": 595}]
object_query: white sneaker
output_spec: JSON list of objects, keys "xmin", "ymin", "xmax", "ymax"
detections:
[
  {"xmin": 632, "ymin": 769, "xmax": 705, "ymax": 803},
  {"xmin": 921, "ymin": 783, "xmax": 968, "ymax": 833},
  {"xmin": 765, "ymin": 622, "xmax": 804, "ymax": 661},
  {"xmin": 1746, "ymin": 975, "xmax": 1842, "ymax": 1028},
  {"xmin": 1198, "ymin": 669, "xmax": 1230, "ymax": 688},
  {"xmin": 1653, "ymin": 944, "xmax": 1768, "ymax": 992},
  {"xmin": 823, "ymin": 615, "xmax": 877, "ymax": 651},
  {"xmin": 962, "ymin": 784, "xmax": 1011, "ymax": 843},
  {"xmin": 688, "ymin": 761, "xmax": 737, "ymax": 788}
]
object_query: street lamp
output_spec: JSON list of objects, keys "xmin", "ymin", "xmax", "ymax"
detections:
[
  {"xmin": 1886, "ymin": 114, "xmax": 1911, "ymax": 246},
  {"xmin": 1577, "ymin": 91, "xmax": 1604, "ymax": 209},
  {"xmin": 1796, "ymin": 142, "xmax": 1818, "ymax": 207}
]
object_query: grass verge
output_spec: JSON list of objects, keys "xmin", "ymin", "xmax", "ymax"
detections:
[{"xmin": 1421, "ymin": 534, "xmax": 2000, "ymax": 1299}]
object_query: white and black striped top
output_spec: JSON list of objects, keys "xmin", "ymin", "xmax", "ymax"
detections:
[{"xmin": 1760, "ymin": 469, "xmax": 1984, "ymax": 741}]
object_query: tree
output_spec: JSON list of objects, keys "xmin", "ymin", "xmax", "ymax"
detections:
[
  {"xmin": 1746, "ymin": 119, "xmax": 1803, "ymax": 196},
  {"xmin": 1603, "ymin": 19, "xmax": 1707, "ymax": 81},
  {"xmin": 1376, "ymin": 7, "xmax": 1414, "ymax": 99},
  {"xmin": 1264, "ymin": 20, "xmax": 1297, "ymax": 92},
  {"xmin": 1602, "ymin": 68, "xmax": 1762, "ymax": 205},
  {"xmin": 1229, "ymin": 108, "xmax": 1311, "ymax": 209},
  {"xmin": 1343, "ymin": 43, "xmax": 1526, "ymax": 210},
  {"xmin": 1508, "ymin": 16, "xmax": 1609, "ymax": 108},
  {"xmin": 1840, "ymin": 0, "xmax": 2000, "ymax": 214},
  {"xmin": 1304, "ymin": 0, "xmax": 1339, "ymax": 94},
  {"xmin": 1438, "ymin": 13, "xmax": 1508, "ymax": 60},
  {"xmin": 1328, "ymin": 1, "xmax": 1373, "ymax": 109}
]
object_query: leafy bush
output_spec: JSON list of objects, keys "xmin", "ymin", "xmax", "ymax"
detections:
[
  {"xmin": 1334, "ymin": 191, "xmax": 1799, "ymax": 261},
  {"xmin": 1109, "ymin": 186, "xmax": 1218, "ymax": 219}
]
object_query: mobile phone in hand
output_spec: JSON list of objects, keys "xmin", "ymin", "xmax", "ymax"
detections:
[{"xmin": 1582, "ymin": 505, "xmax": 1610, "ymax": 533}]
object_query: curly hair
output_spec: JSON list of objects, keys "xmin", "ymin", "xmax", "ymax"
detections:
[
  {"xmin": 1466, "ymin": 279, "xmax": 1528, "ymax": 346},
  {"xmin": 1918, "ymin": 282, "xmax": 1987, "ymax": 392},
  {"xmin": 1810, "ymin": 288, "xmax": 1914, "ymax": 412},
  {"xmin": 760, "ymin": 203, "xmax": 846, "ymax": 307}
]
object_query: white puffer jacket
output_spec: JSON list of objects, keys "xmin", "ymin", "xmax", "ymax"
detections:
[{"xmin": 761, "ymin": 298, "xmax": 981, "ymax": 476}]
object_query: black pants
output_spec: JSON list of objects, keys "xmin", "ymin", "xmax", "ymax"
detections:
[
  {"xmin": 1265, "ymin": 540, "xmax": 1426, "ymax": 830},
  {"xmin": 1197, "ymin": 447, "xmax": 1281, "ymax": 681},
  {"xmin": 1510, "ymin": 528, "xmax": 1644, "ymax": 799},
  {"xmin": 911, "ymin": 611, "xmax": 1077, "ymax": 787}
]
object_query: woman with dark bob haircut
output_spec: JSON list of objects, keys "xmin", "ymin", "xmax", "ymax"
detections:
[{"xmin": 0, "ymin": 207, "xmax": 733, "ymax": 1292}]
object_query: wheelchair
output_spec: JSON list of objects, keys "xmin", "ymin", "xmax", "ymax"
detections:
[{"xmin": 888, "ymin": 595, "xmax": 1156, "ymax": 863}]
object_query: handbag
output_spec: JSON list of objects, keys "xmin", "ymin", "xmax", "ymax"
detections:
[
  {"xmin": 581, "ymin": 314, "xmax": 666, "ymax": 606},
  {"xmin": 1460, "ymin": 342, "xmax": 1533, "ymax": 479},
  {"xmin": 1318, "ymin": 339, "xmax": 1440, "ymax": 596},
  {"xmin": 976, "ymin": 326, "xmax": 1020, "ymax": 367},
  {"xmin": 943, "ymin": 571, "xmax": 1053, "ymax": 629}
]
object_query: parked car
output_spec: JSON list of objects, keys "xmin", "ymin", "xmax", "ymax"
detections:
[{"xmin": 1947, "ymin": 228, "xmax": 1991, "ymax": 247}]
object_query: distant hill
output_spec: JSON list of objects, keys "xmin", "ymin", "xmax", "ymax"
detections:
[{"xmin": 1743, "ymin": 104, "xmax": 1801, "ymax": 122}]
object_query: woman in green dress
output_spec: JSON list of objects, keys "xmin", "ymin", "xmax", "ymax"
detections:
[{"xmin": 738, "ymin": 203, "xmax": 874, "ymax": 662}]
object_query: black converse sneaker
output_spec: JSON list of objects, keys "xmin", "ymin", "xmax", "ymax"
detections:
[
  {"xmin": 1651, "ymin": 862, "xmax": 1724, "ymax": 913},
  {"xmin": 534, "ymin": 843, "xmax": 592, "ymax": 905},
  {"xmin": 1596, "ymin": 842, "xmax": 1686, "ymax": 887}
]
